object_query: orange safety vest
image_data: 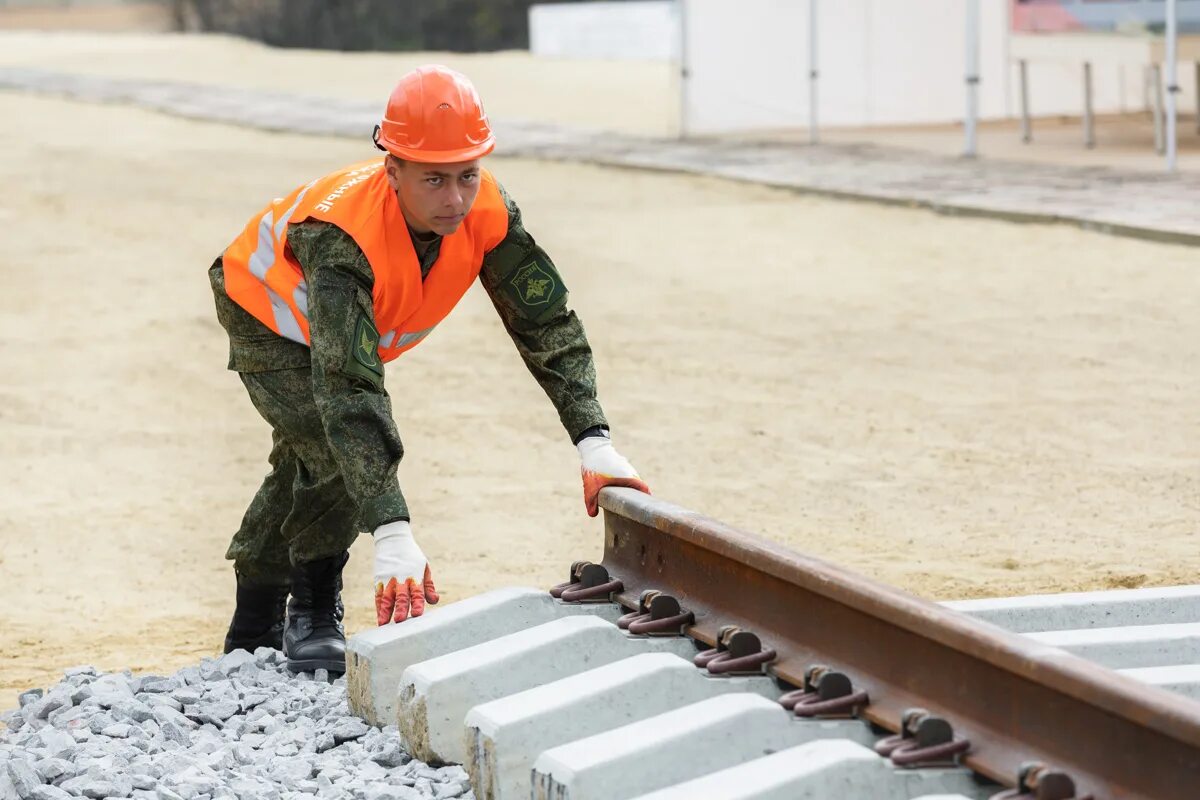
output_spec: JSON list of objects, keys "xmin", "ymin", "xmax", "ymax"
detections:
[{"xmin": 221, "ymin": 158, "xmax": 509, "ymax": 362}]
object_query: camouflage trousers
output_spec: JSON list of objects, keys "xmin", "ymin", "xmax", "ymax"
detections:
[{"xmin": 209, "ymin": 261, "xmax": 361, "ymax": 586}]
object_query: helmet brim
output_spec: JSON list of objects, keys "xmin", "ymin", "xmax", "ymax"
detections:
[{"xmin": 376, "ymin": 136, "xmax": 496, "ymax": 164}]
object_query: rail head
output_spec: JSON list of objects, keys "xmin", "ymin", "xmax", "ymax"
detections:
[{"xmin": 598, "ymin": 487, "xmax": 1200, "ymax": 800}]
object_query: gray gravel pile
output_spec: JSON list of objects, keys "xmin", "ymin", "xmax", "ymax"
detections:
[{"xmin": 0, "ymin": 649, "xmax": 473, "ymax": 800}]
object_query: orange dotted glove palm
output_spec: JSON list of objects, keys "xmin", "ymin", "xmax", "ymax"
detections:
[
  {"xmin": 577, "ymin": 433, "xmax": 651, "ymax": 517},
  {"xmin": 373, "ymin": 520, "xmax": 439, "ymax": 625}
]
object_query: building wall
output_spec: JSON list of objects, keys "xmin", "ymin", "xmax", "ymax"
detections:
[
  {"xmin": 1012, "ymin": 0, "xmax": 1200, "ymax": 35},
  {"xmin": 530, "ymin": 0, "xmax": 1199, "ymax": 135},
  {"xmin": 529, "ymin": 1, "xmax": 677, "ymax": 62}
]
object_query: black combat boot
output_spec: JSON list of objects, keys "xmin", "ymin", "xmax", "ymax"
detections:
[
  {"xmin": 223, "ymin": 572, "xmax": 290, "ymax": 654},
  {"xmin": 283, "ymin": 552, "xmax": 350, "ymax": 674}
]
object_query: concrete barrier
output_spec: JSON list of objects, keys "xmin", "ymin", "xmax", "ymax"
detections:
[
  {"xmin": 625, "ymin": 739, "xmax": 986, "ymax": 800},
  {"xmin": 396, "ymin": 614, "xmax": 697, "ymax": 764},
  {"xmin": 465, "ymin": 652, "xmax": 778, "ymax": 800},
  {"xmin": 944, "ymin": 586, "xmax": 1200, "ymax": 633},
  {"xmin": 531, "ymin": 693, "xmax": 877, "ymax": 800},
  {"xmin": 346, "ymin": 586, "xmax": 622, "ymax": 725},
  {"xmin": 1118, "ymin": 664, "xmax": 1200, "ymax": 700},
  {"xmin": 1026, "ymin": 622, "xmax": 1200, "ymax": 669}
]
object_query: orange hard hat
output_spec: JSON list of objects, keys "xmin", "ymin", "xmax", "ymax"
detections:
[{"xmin": 373, "ymin": 65, "xmax": 495, "ymax": 163}]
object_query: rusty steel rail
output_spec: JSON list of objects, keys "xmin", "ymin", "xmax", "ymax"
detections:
[{"xmin": 594, "ymin": 487, "xmax": 1200, "ymax": 800}]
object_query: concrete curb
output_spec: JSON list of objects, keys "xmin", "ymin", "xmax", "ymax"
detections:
[
  {"xmin": 395, "ymin": 615, "xmax": 697, "ymax": 765},
  {"xmin": 2, "ymin": 67, "xmax": 1198, "ymax": 248},
  {"xmin": 530, "ymin": 693, "xmax": 877, "ymax": 800},
  {"xmin": 626, "ymin": 740, "xmax": 983, "ymax": 800},
  {"xmin": 464, "ymin": 652, "xmax": 778, "ymax": 800},
  {"xmin": 345, "ymin": 586, "xmax": 621, "ymax": 727}
]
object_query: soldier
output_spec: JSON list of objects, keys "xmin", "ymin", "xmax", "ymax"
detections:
[{"xmin": 210, "ymin": 65, "xmax": 650, "ymax": 674}]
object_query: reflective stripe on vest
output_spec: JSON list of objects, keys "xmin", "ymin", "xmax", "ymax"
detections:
[
  {"xmin": 379, "ymin": 326, "xmax": 436, "ymax": 349},
  {"xmin": 246, "ymin": 180, "xmax": 318, "ymax": 344},
  {"xmin": 221, "ymin": 159, "xmax": 509, "ymax": 363}
]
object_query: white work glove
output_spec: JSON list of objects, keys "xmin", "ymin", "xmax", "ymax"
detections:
[
  {"xmin": 373, "ymin": 520, "xmax": 438, "ymax": 625},
  {"xmin": 577, "ymin": 432, "xmax": 651, "ymax": 517}
]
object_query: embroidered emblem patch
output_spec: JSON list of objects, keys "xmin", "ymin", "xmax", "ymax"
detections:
[
  {"xmin": 350, "ymin": 314, "xmax": 384, "ymax": 382},
  {"xmin": 510, "ymin": 260, "xmax": 558, "ymax": 307}
]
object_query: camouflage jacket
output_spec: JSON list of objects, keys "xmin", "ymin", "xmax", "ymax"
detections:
[{"xmin": 214, "ymin": 184, "xmax": 608, "ymax": 531}]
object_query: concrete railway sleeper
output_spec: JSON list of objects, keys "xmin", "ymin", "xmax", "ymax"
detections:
[{"xmin": 347, "ymin": 488, "xmax": 1200, "ymax": 799}]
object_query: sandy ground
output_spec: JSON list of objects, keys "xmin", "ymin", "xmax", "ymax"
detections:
[
  {"xmin": 0, "ymin": 31, "xmax": 678, "ymax": 137},
  {"xmin": 0, "ymin": 3, "xmax": 172, "ymax": 34},
  {"xmin": 2, "ymin": 46, "xmax": 1199, "ymax": 712}
]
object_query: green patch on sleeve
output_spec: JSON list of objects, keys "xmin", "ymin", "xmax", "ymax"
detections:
[
  {"xmin": 345, "ymin": 313, "xmax": 384, "ymax": 388},
  {"xmin": 504, "ymin": 253, "xmax": 568, "ymax": 322}
]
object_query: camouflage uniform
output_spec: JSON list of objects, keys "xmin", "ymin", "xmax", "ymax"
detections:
[{"xmin": 209, "ymin": 184, "xmax": 608, "ymax": 586}]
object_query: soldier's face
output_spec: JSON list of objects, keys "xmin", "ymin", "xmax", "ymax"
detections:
[{"xmin": 386, "ymin": 156, "xmax": 482, "ymax": 236}]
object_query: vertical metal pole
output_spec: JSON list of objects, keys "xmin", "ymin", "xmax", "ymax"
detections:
[
  {"xmin": 1165, "ymin": 0, "xmax": 1178, "ymax": 171},
  {"xmin": 809, "ymin": 0, "xmax": 819, "ymax": 144},
  {"xmin": 964, "ymin": 0, "xmax": 980, "ymax": 157},
  {"xmin": 1153, "ymin": 63, "xmax": 1165, "ymax": 154},
  {"xmin": 677, "ymin": 0, "xmax": 689, "ymax": 139},
  {"xmin": 1019, "ymin": 59, "xmax": 1031, "ymax": 143},
  {"xmin": 1002, "ymin": 7, "xmax": 1012, "ymax": 118},
  {"xmin": 1083, "ymin": 62, "xmax": 1095, "ymax": 148}
]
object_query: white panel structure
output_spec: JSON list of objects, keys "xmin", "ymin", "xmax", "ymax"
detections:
[
  {"xmin": 681, "ymin": 0, "xmax": 807, "ymax": 133},
  {"xmin": 532, "ymin": 0, "xmax": 1199, "ymax": 136},
  {"xmin": 680, "ymin": 0, "xmax": 1196, "ymax": 135},
  {"xmin": 529, "ymin": 1, "xmax": 678, "ymax": 62},
  {"xmin": 683, "ymin": 0, "xmax": 1013, "ymax": 133}
]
